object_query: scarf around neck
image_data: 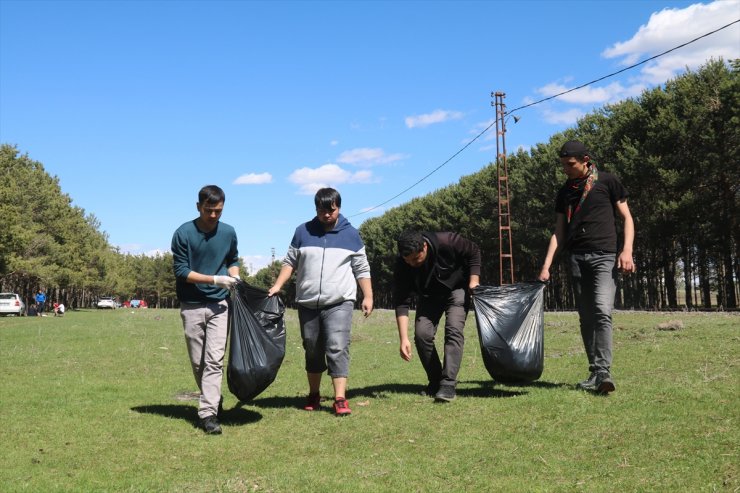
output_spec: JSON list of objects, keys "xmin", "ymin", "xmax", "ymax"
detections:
[{"xmin": 566, "ymin": 163, "xmax": 598, "ymax": 223}]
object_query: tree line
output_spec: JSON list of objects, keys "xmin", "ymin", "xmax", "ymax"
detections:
[{"xmin": 1, "ymin": 59, "xmax": 736, "ymax": 311}]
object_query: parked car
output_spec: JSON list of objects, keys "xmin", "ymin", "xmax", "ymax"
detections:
[
  {"xmin": 96, "ymin": 297, "xmax": 117, "ymax": 309},
  {"xmin": 126, "ymin": 299, "xmax": 149, "ymax": 308},
  {"xmin": 0, "ymin": 293, "xmax": 26, "ymax": 316}
]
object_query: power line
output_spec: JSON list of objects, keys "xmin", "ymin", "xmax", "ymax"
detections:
[
  {"xmin": 506, "ymin": 18, "xmax": 740, "ymax": 116},
  {"xmin": 348, "ymin": 119, "xmax": 496, "ymax": 217},
  {"xmin": 349, "ymin": 19, "xmax": 740, "ymax": 219}
]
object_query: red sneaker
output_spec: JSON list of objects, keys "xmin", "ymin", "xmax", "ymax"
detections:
[
  {"xmin": 303, "ymin": 392, "xmax": 321, "ymax": 411},
  {"xmin": 333, "ymin": 398, "xmax": 351, "ymax": 416}
]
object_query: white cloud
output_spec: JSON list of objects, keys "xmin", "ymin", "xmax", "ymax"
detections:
[
  {"xmin": 542, "ymin": 108, "xmax": 585, "ymax": 125},
  {"xmin": 336, "ymin": 147, "xmax": 406, "ymax": 166},
  {"xmin": 533, "ymin": 1, "xmax": 739, "ymax": 124},
  {"xmin": 602, "ymin": 1, "xmax": 740, "ymax": 84},
  {"xmin": 330, "ymin": 140, "xmax": 339, "ymax": 146},
  {"xmin": 288, "ymin": 164, "xmax": 374, "ymax": 195},
  {"xmin": 405, "ymin": 109, "xmax": 464, "ymax": 128},
  {"xmin": 233, "ymin": 172, "xmax": 273, "ymax": 185}
]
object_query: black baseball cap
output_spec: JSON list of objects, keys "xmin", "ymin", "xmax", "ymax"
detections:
[{"xmin": 559, "ymin": 140, "xmax": 589, "ymax": 157}]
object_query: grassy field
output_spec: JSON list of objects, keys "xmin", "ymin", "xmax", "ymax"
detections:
[{"xmin": 0, "ymin": 307, "xmax": 737, "ymax": 492}]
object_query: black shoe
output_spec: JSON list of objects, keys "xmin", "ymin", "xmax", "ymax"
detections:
[
  {"xmin": 576, "ymin": 372, "xmax": 598, "ymax": 391},
  {"xmin": 434, "ymin": 385, "xmax": 456, "ymax": 402},
  {"xmin": 423, "ymin": 381, "xmax": 440, "ymax": 397},
  {"xmin": 595, "ymin": 371, "xmax": 616, "ymax": 394},
  {"xmin": 200, "ymin": 415, "xmax": 222, "ymax": 435}
]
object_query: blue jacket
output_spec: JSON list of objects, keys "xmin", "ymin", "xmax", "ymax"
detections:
[{"xmin": 283, "ymin": 214, "xmax": 370, "ymax": 308}]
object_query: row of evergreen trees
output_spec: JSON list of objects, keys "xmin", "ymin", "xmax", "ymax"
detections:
[{"xmin": 1, "ymin": 59, "xmax": 737, "ymax": 310}]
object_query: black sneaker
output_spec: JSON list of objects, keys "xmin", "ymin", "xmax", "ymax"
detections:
[
  {"xmin": 423, "ymin": 381, "xmax": 440, "ymax": 397},
  {"xmin": 200, "ymin": 415, "xmax": 222, "ymax": 435},
  {"xmin": 434, "ymin": 385, "xmax": 456, "ymax": 402},
  {"xmin": 576, "ymin": 372, "xmax": 598, "ymax": 391},
  {"xmin": 596, "ymin": 372, "xmax": 616, "ymax": 394}
]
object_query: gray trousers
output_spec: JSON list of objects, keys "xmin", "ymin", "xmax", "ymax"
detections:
[
  {"xmin": 180, "ymin": 300, "xmax": 229, "ymax": 419},
  {"xmin": 298, "ymin": 301, "xmax": 354, "ymax": 378},
  {"xmin": 569, "ymin": 252, "xmax": 617, "ymax": 373},
  {"xmin": 414, "ymin": 288, "xmax": 469, "ymax": 387}
]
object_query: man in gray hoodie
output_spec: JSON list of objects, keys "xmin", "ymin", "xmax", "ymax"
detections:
[{"xmin": 268, "ymin": 188, "xmax": 373, "ymax": 416}]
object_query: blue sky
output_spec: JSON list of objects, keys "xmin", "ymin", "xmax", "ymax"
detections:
[{"xmin": 1, "ymin": 0, "xmax": 738, "ymax": 274}]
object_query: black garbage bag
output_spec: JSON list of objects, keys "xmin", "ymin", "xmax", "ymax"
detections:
[
  {"xmin": 472, "ymin": 282, "xmax": 546, "ymax": 383},
  {"xmin": 227, "ymin": 281, "xmax": 287, "ymax": 401}
]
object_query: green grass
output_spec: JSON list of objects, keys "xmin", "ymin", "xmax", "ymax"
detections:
[{"xmin": 1, "ymin": 308, "xmax": 737, "ymax": 492}]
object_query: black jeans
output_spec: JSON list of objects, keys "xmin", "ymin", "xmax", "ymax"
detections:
[{"xmin": 414, "ymin": 288, "xmax": 469, "ymax": 387}]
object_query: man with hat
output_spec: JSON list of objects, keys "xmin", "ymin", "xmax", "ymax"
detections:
[{"xmin": 538, "ymin": 140, "xmax": 636, "ymax": 394}]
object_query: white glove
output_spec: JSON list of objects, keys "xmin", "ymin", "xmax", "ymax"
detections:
[{"xmin": 213, "ymin": 275, "xmax": 238, "ymax": 289}]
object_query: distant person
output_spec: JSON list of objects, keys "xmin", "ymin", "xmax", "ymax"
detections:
[
  {"xmin": 268, "ymin": 188, "xmax": 373, "ymax": 416},
  {"xmin": 171, "ymin": 185, "xmax": 240, "ymax": 435},
  {"xmin": 392, "ymin": 230, "xmax": 481, "ymax": 402},
  {"xmin": 538, "ymin": 140, "xmax": 636, "ymax": 394},
  {"xmin": 54, "ymin": 302, "xmax": 65, "ymax": 316},
  {"xmin": 27, "ymin": 303, "xmax": 38, "ymax": 317},
  {"xmin": 35, "ymin": 289, "xmax": 46, "ymax": 316}
]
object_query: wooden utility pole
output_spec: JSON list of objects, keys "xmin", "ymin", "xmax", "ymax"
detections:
[{"xmin": 492, "ymin": 92, "xmax": 515, "ymax": 285}]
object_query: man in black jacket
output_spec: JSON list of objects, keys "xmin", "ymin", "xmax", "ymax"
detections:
[{"xmin": 393, "ymin": 230, "xmax": 481, "ymax": 402}]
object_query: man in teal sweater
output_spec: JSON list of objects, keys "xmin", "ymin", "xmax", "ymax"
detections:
[{"xmin": 172, "ymin": 185, "xmax": 240, "ymax": 434}]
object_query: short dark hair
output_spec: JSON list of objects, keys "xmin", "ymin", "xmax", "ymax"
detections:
[
  {"xmin": 198, "ymin": 185, "xmax": 225, "ymax": 205},
  {"xmin": 314, "ymin": 188, "xmax": 341, "ymax": 210},
  {"xmin": 397, "ymin": 230, "xmax": 425, "ymax": 257}
]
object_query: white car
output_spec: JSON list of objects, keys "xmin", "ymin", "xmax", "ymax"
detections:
[
  {"xmin": 96, "ymin": 297, "xmax": 117, "ymax": 309},
  {"xmin": 0, "ymin": 293, "xmax": 26, "ymax": 316}
]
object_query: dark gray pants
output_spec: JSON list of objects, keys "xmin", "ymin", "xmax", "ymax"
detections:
[
  {"xmin": 298, "ymin": 301, "xmax": 354, "ymax": 378},
  {"xmin": 414, "ymin": 288, "xmax": 469, "ymax": 387},
  {"xmin": 570, "ymin": 252, "xmax": 617, "ymax": 373}
]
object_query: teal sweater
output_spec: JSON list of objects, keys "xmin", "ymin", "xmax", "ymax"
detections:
[{"xmin": 171, "ymin": 220, "xmax": 239, "ymax": 303}]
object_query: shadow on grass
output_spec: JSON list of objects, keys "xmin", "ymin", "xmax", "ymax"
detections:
[
  {"xmin": 131, "ymin": 404, "xmax": 263, "ymax": 428},
  {"xmin": 242, "ymin": 381, "xmax": 538, "ymax": 410},
  {"xmin": 349, "ymin": 382, "xmax": 526, "ymax": 399},
  {"xmin": 348, "ymin": 382, "xmax": 431, "ymax": 399},
  {"xmin": 457, "ymin": 379, "xmax": 570, "ymax": 397},
  {"xmin": 239, "ymin": 395, "xmax": 305, "ymax": 410},
  {"xmin": 466, "ymin": 379, "xmax": 569, "ymax": 390},
  {"xmin": 346, "ymin": 382, "xmax": 523, "ymax": 399},
  {"xmin": 241, "ymin": 383, "xmax": 423, "ymax": 410},
  {"xmin": 456, "ymin": 380, "xmax": 523, "ymax": 398}
]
